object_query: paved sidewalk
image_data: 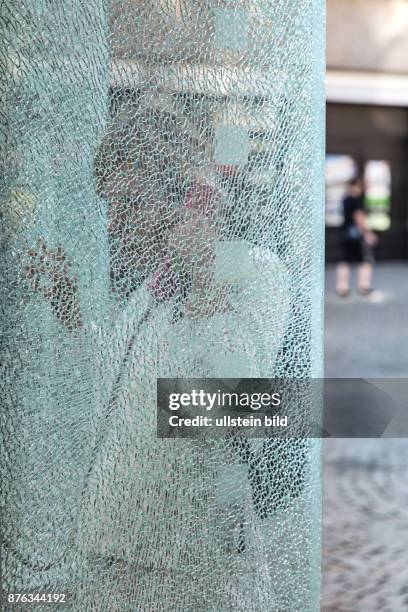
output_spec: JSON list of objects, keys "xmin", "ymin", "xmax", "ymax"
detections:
[
  {"xmin": 322, "ymin": 263, "xmax": 408, "ymax": 612},
  {"xmin": 325, "ymin": 263, "xmax": 408, "ymax": 378}
]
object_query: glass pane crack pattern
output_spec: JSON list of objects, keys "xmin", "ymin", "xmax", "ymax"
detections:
[{"xmin": 0, "ymin": 1, "xmax": 324, "ymax": 610}]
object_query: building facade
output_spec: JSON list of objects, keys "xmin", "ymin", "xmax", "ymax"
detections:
[{"xmin": 326, "ymin": 0, "xmax": 408, "ymax": 261}]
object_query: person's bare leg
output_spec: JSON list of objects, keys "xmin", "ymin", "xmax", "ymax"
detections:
[
  {"xmin": 336, "ymin": 262, "xmax": 350, "ymax": 296},
  {"xmin": 357, "ymin": 262, "xmax": 373, "ymax": 294}
]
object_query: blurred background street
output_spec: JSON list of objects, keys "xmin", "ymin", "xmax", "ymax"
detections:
[
  {"xmin": 322, "ymin": 263, "xmax": 408, "ymax": 612},
  {"xmin": 323, "ymin": 0, "xmax": 408, "ymax": 608}
]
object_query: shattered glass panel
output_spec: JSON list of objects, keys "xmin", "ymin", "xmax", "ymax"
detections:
[{"xmin": 1, "ymin": 1, "xmax": 325, "ymax": 609}]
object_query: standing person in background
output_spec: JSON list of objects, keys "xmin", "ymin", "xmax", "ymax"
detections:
[{"xmin": 336, "ymin": 177, "xmax": 378, "ymax": 297}]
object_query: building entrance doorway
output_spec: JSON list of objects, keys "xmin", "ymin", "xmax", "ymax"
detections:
[{"xmin": 326, "ymin": 104, "xmax": 408, "ymax": 262}]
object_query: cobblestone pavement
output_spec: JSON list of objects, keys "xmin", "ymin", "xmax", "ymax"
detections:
[{"xmin": 322, "ymin": 263, "xmax": 408, "ymax": 612}]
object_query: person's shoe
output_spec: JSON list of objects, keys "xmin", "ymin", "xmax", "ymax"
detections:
[
  {"xmin": 358, "ymin": 287, "xmax": 373, "ymax": 296},
  {"xmin": 336, "ymin": 288, "xmax": 350, "ymax": 298}
]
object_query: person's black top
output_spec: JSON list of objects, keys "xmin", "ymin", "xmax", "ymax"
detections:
[{"xmin": 343, "ymin": 195, "xmax": 364, "ymax": 229}]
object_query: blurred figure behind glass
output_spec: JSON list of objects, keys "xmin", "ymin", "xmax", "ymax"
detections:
[{"xmin": 336, "ymin": 177, "xmax": 378, "ymax": 297}]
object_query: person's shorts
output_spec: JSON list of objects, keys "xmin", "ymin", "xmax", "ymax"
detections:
[{"xmin": 341, "ymin": 238, "xmax": 375, "ymax": 264}]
